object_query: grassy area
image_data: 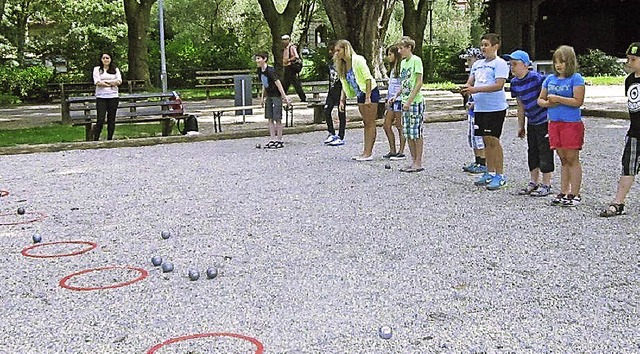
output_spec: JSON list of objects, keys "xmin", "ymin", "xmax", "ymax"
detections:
[
  {"xmin": 585, "ymin": 76, "xmax": 625, "ymax": 85},
  {"xmin": 0, "ymin": 122, "xmax": 174, "ymax": 147}
]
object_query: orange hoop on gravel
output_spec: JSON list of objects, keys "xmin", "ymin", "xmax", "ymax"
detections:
[
  {"xmin": 21, "ymin": 240, "xmax": 97, "ymax": 258},
  {"xmin": 147, "ymin": 332, "xmax": 264, "ymax": 354},
  {"xmin": 59, "ymin": 265, "xmax": 148, "ymax": 291},
  {"xmin": 0, "ymin": 211, "xmax": 47, "ymax": 225}
]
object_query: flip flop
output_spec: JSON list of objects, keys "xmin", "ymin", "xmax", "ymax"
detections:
[{"xmin": 399, "ymin": 167, "xmax": 424, "ymax": 173}]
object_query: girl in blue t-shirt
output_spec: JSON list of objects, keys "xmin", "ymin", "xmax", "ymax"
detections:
[
  {"xmin": 537, "ymin": 45, "xmax": 586, "ymax": 207},
  {"xmin": 382, "ymin": 45, "xmax": 406, "ymax": 160}
]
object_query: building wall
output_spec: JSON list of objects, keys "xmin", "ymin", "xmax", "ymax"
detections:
[{"xmin": 492, "ymin": 0, "xmax": 640, "ymax": 60}]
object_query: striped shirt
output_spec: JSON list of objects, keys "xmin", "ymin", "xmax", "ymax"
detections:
[{"xmin": 510, "ymin": 71, "xmax": 547, "ymax": 125}]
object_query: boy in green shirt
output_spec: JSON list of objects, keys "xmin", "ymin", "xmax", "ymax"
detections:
[{"xmin": 393, "ymin": 36, "xmax": 424, "ymax": 172}]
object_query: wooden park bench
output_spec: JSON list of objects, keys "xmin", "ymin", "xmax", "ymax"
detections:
[
  {"xmin": 201, "ymin": 104, "xmax": 294, "ymax": 133},
  {"xmin": 307, "ymin": 96, "xmax": 388, "ymax": 124},
  {"xmin": 61, "ymin": 92, "xmax": 187, "ymax": 141},
  {"xmin": 195, "ymin": 69, "xmax": 259, "ymax": 99},
  {"xmin": 47, "ymin": 80, "xmax": 146, "ymax": 101}
]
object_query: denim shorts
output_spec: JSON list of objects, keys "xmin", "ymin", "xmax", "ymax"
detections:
[
  {"xmin": 264, "ymin": 96, "xmax": 282, "ymax": 121},
  {"xmin": 356, "ymin": 87, "xmax": 380, "ymax": 104}
]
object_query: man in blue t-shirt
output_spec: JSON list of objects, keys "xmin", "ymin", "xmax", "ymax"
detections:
[{"xmin": 507, "ymin": 50, "xmax": 554, "ymax": 197}]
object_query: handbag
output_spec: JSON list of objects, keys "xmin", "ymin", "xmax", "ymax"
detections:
[
  {"xmin": 177, "ymin": 114, "xmax": 199, "ymax": 135},
  {"xmin": 289, "ymin": 46, "xmax": 303, "ymax": 73}
]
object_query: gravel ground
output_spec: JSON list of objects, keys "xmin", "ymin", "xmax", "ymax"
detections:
[{"xmin": 0, "ymin": 116, "xmax": 638, "ymax": 353}]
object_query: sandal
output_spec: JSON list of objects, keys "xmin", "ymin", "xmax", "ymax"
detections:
[
  {"xmin": 599, "ymin": 203, "xmax": 626, "ymax": 217},
  {"xmin": 518, "ymin": 181, "xmax": 538, "ymax": 195}
]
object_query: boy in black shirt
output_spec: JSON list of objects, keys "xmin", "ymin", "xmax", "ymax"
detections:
[
  {"xmin": 256, "ymin": 52, "xmax": 291, "ymax": 149},
  {"xmin": 600, "ymin": 42, "xmax": 640, "ymax": 216}
]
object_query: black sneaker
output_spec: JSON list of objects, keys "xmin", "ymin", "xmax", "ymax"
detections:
[
  {"xmin": 274, "ymin": 141, "xmax": 284, "ymax": 149},
  {"xmin": 382, "ymin": 152, "xmax": 397, "ymax": 159},
  {"xmin": 264, "ymin": 141, "xmax": 277, "ymax": 149},
  {"xmin": 390, "ymin": 153, "xmax": 406, "ymax": 161}
]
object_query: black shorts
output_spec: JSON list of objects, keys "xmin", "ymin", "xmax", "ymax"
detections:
[
  {"xmin": 621, "ymin": 136, "xmax": 640, "ymax": 176},
  {"xmin": 527, "ymin": 122, "xmax": 555, "ymax": 173},
  {"xmin": 474, "ymin": 110, "xmax": 506, "ymax": 139}
]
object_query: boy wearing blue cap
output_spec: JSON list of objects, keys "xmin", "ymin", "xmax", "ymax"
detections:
[
  {"xmin": 507, "ymin": 50, "xmax": 554, "ymax": 197},
  {"xmin": 600, "ymin": 42, "xmax": 640, "ymax": 216}
]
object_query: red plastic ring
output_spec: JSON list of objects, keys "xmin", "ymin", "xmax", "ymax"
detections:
[
  {"xmin": 147, "ymin": 332, "xmax": 264, "ymax": 354},
  {"xmin": 21, "ymin": 240, "xmax": 97, "ymax": 258},
  {"xmin": 59, "ymin": 265, "xmax": 148, "ymax": 291}
]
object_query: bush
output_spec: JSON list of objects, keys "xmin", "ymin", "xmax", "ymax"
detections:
[
  {"xmin": 578, "ymin": 49, "xmax": 624, "ymax": 77},
  {"xmin": 0, "ymin": 93, "xmax": 21, "ymax": 105},
  {"xmin": 423, "ymin": 44, "xmax": 466, "ymax": 82},
  {"xmin": 0, "ymin": 66, "xmax": 55, "ymax": 99},
  {"xmin": 300, "ymin": 46, "xmax": 330, "ymax": 81}
]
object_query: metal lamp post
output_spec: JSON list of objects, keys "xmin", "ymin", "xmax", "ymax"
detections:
[{"xmin": 158, "ymin": 0, "xmax": 168, "ymax": 92}]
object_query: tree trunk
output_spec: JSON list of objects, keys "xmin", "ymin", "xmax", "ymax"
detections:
[
  {"xmin": 123, "ymin": 0, "xmax": 156, "ymax": 87},
  {"xmin": 322, "ymin": 0, "xmax": 397, "ymax": 76},
  {"xmin": 256, "ymin": 0, "xmax": 303, "ymax": 71},
  {"xmin": 299, "ymin": 0, "xmax": 317, "ymax": 47},
  {"xmin": 402, "ymin": 0, "xmax": 429, "ymax": 58}
]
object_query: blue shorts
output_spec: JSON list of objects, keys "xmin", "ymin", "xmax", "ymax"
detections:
[
  {"xmin": 356, "ymin": 87, "xmax": 380, "ymax": 104},
  {"xmin": 402, "ymin": 101, "xmax": 425, "ymax": 140},
  {"xmin": 387, "ymin": 101, "xmax": 402, "ymax": 113}
]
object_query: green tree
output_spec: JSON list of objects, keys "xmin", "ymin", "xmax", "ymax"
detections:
[
  {"xmin": 256, "ymin": 0, "xmax": 303, "ymax": 70},
  {"xmin": 124, "ymin": 0, "xmax": 157, "ymax": 85}
]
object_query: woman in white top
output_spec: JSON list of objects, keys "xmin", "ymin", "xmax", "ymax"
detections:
[{"xmin": 93, "ymin": 53, "xmax": 122, "ymax": 140}]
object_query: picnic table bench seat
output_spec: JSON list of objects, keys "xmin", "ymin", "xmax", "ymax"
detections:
[{"xmin": 62, "ymin": 93, "xmax": 187, "ymax": 141}]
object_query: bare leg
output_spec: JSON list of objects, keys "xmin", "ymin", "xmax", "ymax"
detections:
[
  {"xmin": 483, "ymin": 136, "xmax": 504, "ymax": 174},
  {"xmin": 268, "ymin": 120, "xmax": 276, "ymax": 141},
  {"xmin": 563, "ymin": 149, "xmax": 582, "ymax": 195},
  {"xmin": 394, "ymin": 112, "xmax": 405, "ymax": 154},
  {"xmin": 383, "ymin": 110, "xmax": 396, "ymax": 154},
  {"xmin": 412, "ymin": 137, "xmax": 423, "ymax": 169},
  {"xmin": 613, "ymin": 175, "xmax": 635, "ymax": 204},
  {"xmin": 530, "ymin": 168, "xmax": 541, "ymax": 184},
  {"xmin": 276, "ymin": 121, "xmax": 283, "ymax": 141},
  {"xmin": 359, "ymin": 103, "xmax": 378, "ymax": 157}
]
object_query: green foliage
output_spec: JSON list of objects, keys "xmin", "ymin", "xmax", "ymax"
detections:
[
  {"xmin": 423, "ymin": 44, "xmax": 465, "ymax": 82},
  {"xmin": 0, "ymin": 65, "xmax": 54, "ymax": 99},
  {"xmin": 585, "ymin": 75, "xmax": 625, "ymax": 85},
  {"xmin": 0, "ymin": 93, "xmax": 21, "ymax": 105},
  {"xmin": 300, "ymin": 46, "xmax": 330, "ymax": 81},
  {"xmin": 578, "ymin": 49, "xmax": 624, "ymax": 77}
]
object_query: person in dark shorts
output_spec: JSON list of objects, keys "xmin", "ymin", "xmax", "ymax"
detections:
[
  {"xmin": 600, "ymin": 42, "xmax": 640, "ymax": 216},
  {"xmin": 461, "ymin": 33, "xmax": 510, "ymax": 190},
  {"xmin": 256, "ymin": 51, "xmax": 291, "ymax": 149},
  {"xmin": 506, "ymin": 50, "xmax": 554, "ymax": 197}
]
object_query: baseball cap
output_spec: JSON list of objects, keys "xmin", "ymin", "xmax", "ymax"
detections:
[
  {"xmin": 281, "ymin": 34, "xmax": 291, "ymax": 40},
  {"xmin": 459, "ymin": 47, "xmax": 484, "ymax": 60},
  {"xmin": 504, "ymin": 50, "xmax": 531, "ymax": 65},
  {"xmin": 626, "ymin": 42, "xmax": 640, "ymax": 56},
  {"xmin": 505, "ymin": 50, "xmax": 531, "ymax": 65}
]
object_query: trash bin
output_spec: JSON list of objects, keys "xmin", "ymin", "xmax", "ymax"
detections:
[{"xmin": 234, "ymin": 75, "xmax": 253, "ymax": 115}]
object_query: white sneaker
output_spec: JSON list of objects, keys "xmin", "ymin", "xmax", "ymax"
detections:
[
  {"xmin": 354, "ymin": 155, "xmax": 373, "ymax": 161},
  {"xmin": 328, "ymin": 138, "xmax": 344, "ymax": 146},
  {"xmin": 323, "ymin": 135, "xmax": 337, "ymax": 144}
]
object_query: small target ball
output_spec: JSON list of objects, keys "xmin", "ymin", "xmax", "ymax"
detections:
[
  {"xmin": 379, "ymin": 326, "xmax": 393, "ymax": 340},
  {"xmin": 17, "ymin": 207, "xmax": 25, "ymax": 215},
  {"xmin": 384, "ymin": 164, "xmax": 391, "ymax": 170},
  {"xmin": 188, "ymin": 269, "xmax": 200, "ymax": 281},
  {"xmin": 161, "ymin": 262, "xmax": 174, "ymax": 273},
  {"xmin": 151, "ymin": 256, "xmax": 163, "ymax": 266},
  {"xmin": 160, "ymin": 230, "xmax": 171, "ymax": 239},
  {"xmin": 206, "ymin": 267, "xmax": 218, "ymax": 279},
  {"xmin": 256, "ymin": 143, "xmax": 261, "ymax": 149},
  {"xmin": 32, "ymin": 234, "xmax": 42, "ymax": 243}
]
